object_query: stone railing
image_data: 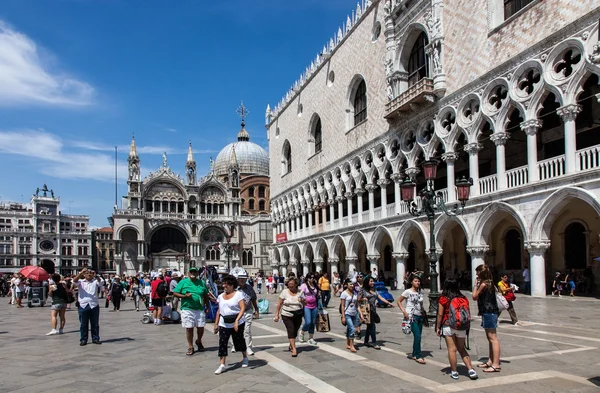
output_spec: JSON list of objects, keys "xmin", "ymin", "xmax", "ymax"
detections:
[{"xmin": 385, "ymin": 78, "xmax": 434, "ymax": 118}]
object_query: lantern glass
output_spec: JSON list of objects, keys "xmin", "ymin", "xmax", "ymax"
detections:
[
  {"xmin": 456, "ymin": 176, "xmax": 472, "ymax": 202},
  {"xmin": 423, "ymin": 160, "xmax": 438, "ymax": 181},
  {"xmin": 401, "ymin": 179, "xmax": 416, "ymax": 201}
]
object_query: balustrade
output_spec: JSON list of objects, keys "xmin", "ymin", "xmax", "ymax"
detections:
[
  {"xmin": 538, "ymin": 156, "xmax": 565, "ymax": 181},
  {"xmin": 577, "ymin": 145, "xmax": 600, "ymax": 171},
  {"xmin": 479, "ymin": 174, "xmax": 498, "ymax": 195},
  {"xmin": 506, "ymin": 166, "xmax": 528, "ymax": 188}
]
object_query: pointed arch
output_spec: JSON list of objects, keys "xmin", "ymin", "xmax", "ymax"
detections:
[
  {"xmin": 531, "ymin": 186, "xmax": 600, "ymax": 240},
  {"xmin": 471, "ymin": 202, "xmax": 528, "ymax": 246},
  {"xmin": 368, "ymin": 226, "xmax": 394, "ymax": 256},
  {"xmin": 348, "ymin": 231, "xmax": 368, "ymax": 258},
  {"xmin": 315, "ymin": 238, "xmax": 328, "ymax": 260},
  {"xmin": 396, "ymin": 219, "xmax": 428, "ymax": 252},
  {"xmin": 301, "ymin": 241, "xmax": 314, "ymax": 261},
  {"xmin": 330, "ymin": 235, "xmax": 346, "ymax": 259},
  {"xmin": 434, "ymin": 215, "xmax": 470, "ymax": 250},
  {"xmin": 290, "ymin": 243, "xmax": 301, "ymax": 264}
]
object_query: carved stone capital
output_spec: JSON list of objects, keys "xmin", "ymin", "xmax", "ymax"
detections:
[
  {"xmin": 366, "ymin": 254, "xmax": 379, "ymax": 262},
  {"xmin": 405, "ymin": 167, "xmax": 420, "ymax": 179},
  {"xmin": 346, "ymin": 257, "xmax": 358, "ymax": 264},
  {"xmin": 392, "ymin": 252, "xmax": 410, "ymax": 260},
  {"xmin": 300, "ymin": 259, "xmax": 310, "ymax": 266},
  {"xmin": 289, "ymin": 260, "xmax": 298, "ymax": 267},
  {"xmin": 314, "ymin": 259, "xmax": 323, "ymax": 265},
  {"xmin": 329, "ymin": 258, "xmax": 339, "ymax": 265},
  {"xmin": 441, "ymin": 152, "xmax": 459, "ymax": 163},
  {"xmin": 336, "ymin": 196, "xmax": 345, "ymax": 203},
  {"xmin": 490, "ymin": 132, "xmax": 510, "ymax": 146},
  {"xmin": 327, "ymin": 199, "xmax": 334, "ymax": 205},
  {"xmin": 344, "ymin": 192, "xmax": 354, "ymax": 199},
  {"xmin": 390, "ymin": 173, "xmax": 403, "ymax": 182},
  {"xmin": 520, "ymin": 119, "xmax": 542, "ymax": 135},
  {"xmin": 525, "ymin": 240, "xmax": 551, "ymax": 254},
  {"xmin": 365, "ymin": 184, "xmax": 378, "ymax": 192},
  {"xmin": 556, "ymin": 104, "xmax": 582, "ymax": 122},
  {"xmin": 377, "ymin": 179, "xmax": 391, "ymax": 186},
  {"xmin": 466, "ymin": 246, "xmax": 489, "ymax": 258},
  {"xmin": 464, "ymin": 143, "xmax": 483, "ymax": 155},
  {"xmin": 355, "ymin": 188, "xmax": 366, "ymax": 196}
]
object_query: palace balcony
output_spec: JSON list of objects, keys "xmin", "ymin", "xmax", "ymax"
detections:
[{"xmin": 385, "ymin": 78, "xmax": 435, "ymax": 120}]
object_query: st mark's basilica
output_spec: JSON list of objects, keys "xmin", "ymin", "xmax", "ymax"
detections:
[{"xmin": 112, "ymin": 107, "xmax": 272, "ymax": 276}]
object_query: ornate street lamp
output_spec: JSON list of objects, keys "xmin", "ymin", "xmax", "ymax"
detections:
[
  {"xmin": 401, "ymin": 159, "xmax": 473, "ymax": 317},
  {"xmin": 223, "ymin": 238, "xmax": 234, "ymax": 272}
]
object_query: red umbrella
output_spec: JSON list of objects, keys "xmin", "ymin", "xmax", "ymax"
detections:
[{"xmin": 19, "ymin": 266, "xmax": 50, "ymax": 281}]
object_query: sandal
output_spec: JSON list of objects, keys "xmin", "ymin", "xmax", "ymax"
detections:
[
  {"xmin": 477, "ymin": 362, "xmax": 492, "ymax": 368},
  {"xmin": 349, "ymin": 347, "xmax": 357, "ymax": 353},
  {"xmin": 415, "ymin": 358, "xmax": 426, "ymax": 364},
  {"xmin": 483, "ymin": 366, "xmax": 501, "ymax": 373},
  {"xmin": 373, "ymin": 345, "xmax": 381, "ymax": 350},
  {"xmin": 186, "ymin": 347, "xmax": 194, "ymax": 356}
]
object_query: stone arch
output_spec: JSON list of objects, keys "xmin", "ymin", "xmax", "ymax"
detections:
[
  {"xmin": 330, "ymin": 235, "xmax": 346, "ymax": 260},
  {"xmin": 530, "ymin": 186, "xmax": 600, "ymax": 240},
  {"xmin": 471, "ymin": 202, "xmax": 528, "ymax": 246},
  {"xmin": 396, "ymin": 23, "xmax": 429, "ymax": 74},
  {"xmin": 281, "ymin": 245, "xmax": 290, "ymax": 264},
  {"xmin": 368, "ymin": 225, "xmax": 394, "ymax": 256},
  {"xmin": 290, "ymin": 243, "xmax": 301, "ymax": 264},
  {"xmin": 315, "ymin": 238, "xmax": 328, "ymax": 260},
  {"xmin": 348, "ymin": 231, "xmax": 368, "ymax": 258},
  {"xmin": 301, "ymin": 241, "xmax": 314, "ymax": 262},
  {"xmin": 144, "ymin": 177, "xmax": 188, "ymax": 200},
  {"xmin": 307, "ymin": 112, "xmax": 323, "ymax": 156},
  {"xmin": 273, "ymin": 247, "xmax": 281, "ymax": 264},
  {"xmin": 117, "ymin": 225, "xmax": 140, "ymax": 241},
  {"xmin": 396, "ymin": 219, "xmax": 429, "ymax": 252},
  {"xmin": 434, "ymin": 214, "xmax": 470, "ymax": 250},
  {"xmin": 345, "ymin": 74, "xmax": 368, "ymax": 130}
]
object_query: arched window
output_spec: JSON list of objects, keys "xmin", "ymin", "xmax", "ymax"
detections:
[
  {"xmin": 258, "ymin": 186, "xmax": 265, "ymax": 198},
  {"xmin": 259, "ymin": 200, "xmax": 266, "ymax": 211},
  {"xmin": 282, "ymin": 140, "xmax": 292, "ymax": 175},
  {"xmin": 314, "ymin": 118, "xmax": 322, "ymax": 153},
  {"xmin": 353, "ymin": 79, "xmax": 367, "ymax": 125},
  {"xmin": 504, "ymin": 0, "xmax": 534, "ymax": 19},
  {"xmin": 248, "ymin": 187, "xmax": 255, "ymax": 197},
  {"xmin": 249, "ymin": 199, "xmax": 255, "ymax": 210},
  {"xmin": 408, "ymin": 32, "xmax": 429, "ymax": 87}
]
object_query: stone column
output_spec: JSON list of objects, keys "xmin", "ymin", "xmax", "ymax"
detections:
[
  {"xmin": 521, "ymin": 119, "xmax": 541, "ymax": 183},
  {"xmin": 526, "ymin": 240, "xmax": 551, "ymax": 297},
  {"xmin": 321, "ymin": 204, "xmax": 327, "ymax": 232},
  {"xmin": 391, "ymin": 174, "xmax": 402, "ymax": 214},
  {"xmin": 337, "ymin": 196, "xmax": 344, "ymax": 228},
  {"xmin": 294, "ymin": 215, "xmax": 300, "ymax": 238},
  {"xmin": 308, "ymin": 208, "xmax": 314, "ymax": 235},
  {"xmin": 366, "ymin": 184, "xmax": 377, "ymax": 221},
  {"xmin": 290, "ymin": 261, "xmax": 298, "ymax": 276},
  {"xmin": 301, "ymin": 260, "xmax": 310, "ymax": 276},
  {"xmin": 328, "ymin": 200, "xmax": 335, "ymax": 231},
  {"xmin": 271, "ymin": 262, "xmax": 279, "ymax": 277},
  {"xmin": 356, "ymin": 188, "xmax": 365, "ymax": 224},
  {"xmin": 464, "ymin": 143, "xmax": 482, "ymax": 197},
  {"xmin": 346, "ymin": 257, "xmax": 358, "ymax": 277},
  {"xmin": 329, "ymin": 258, "xmax": 339, "ymax": 275},
  {"xmin": 378, "ymin": 179, "xmax": 390, "ymax": 218},
  {"xmin": 345, "ymin": 192, "xmax": 354, "ymax": 225},
  {"xmin": 557, "ymin": 104, "xmax": 582, "ymax": 174},
  {"xmin": 393, "ymin": 252, "xmax": 409, "ymax": 290},
  {"xmin": 490, "ymin": 132, "xmax": 509, "ymax": 190},
  {"xmin": 314, "ymin": 258, "xmax": 324, "ymax": 273},
  {"xmin": 367, "ymin": 254, "xmax": 379, "ymax": 276},
  {"xmin": 301, "ymin": 211, "xmax": 307, "ymax": 237},
  {"xmin": 467, "ymin": 246, "xmax": 489, "ymax": 290},
  {"xmin": 280, "ymin": 262, "xmax": 288, "ymax": 278},
  {"xmin": 441, "ymin": 152, "xmax": 458, "ymax": 201}
]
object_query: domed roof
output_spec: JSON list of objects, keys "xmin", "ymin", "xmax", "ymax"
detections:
[{"xmin": 213, "ymin": 122, "xmax": 269, "ymax": 177}]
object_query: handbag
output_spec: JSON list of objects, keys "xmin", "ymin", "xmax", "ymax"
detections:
[
  {"xmin": 291, "ymin": 308, "xmax": 304, "ymax": 317},
  {"xmin": 496, "ymin": 291, "xmax": 509, "ymax": 311},
  {"xmin": 504, "ymin": 291, "xmax": 516, "ymax": 302},
  {"xmin": 359, "ymin": 299, "xmax": 371, "ymax": 324},
  {"xmin": 221, "ymin": 314, "xmax": 238, "ymax": 324},
  {"xmin": 317, "ymin": 311, "xmax": 331, "ymax": 332},
  {"xmin": 371, "ymin": 308, "xmax": 381, "ymax": 324}
]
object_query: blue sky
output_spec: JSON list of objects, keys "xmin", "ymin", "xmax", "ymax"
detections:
[{"xmin": 0, "ymin": 0, "xmax": 361, "ymax": 226}]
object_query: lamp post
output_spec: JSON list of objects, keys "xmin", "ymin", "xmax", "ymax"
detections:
[
  {"xmin": 400, "ymin": 159, "xmax": 473, "ymax": 318},
  {"xmin": 223, "ymin": 238, "xmax": 234, "ymax": 272}
]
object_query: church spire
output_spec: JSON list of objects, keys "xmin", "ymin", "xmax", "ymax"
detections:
[
  {"xmin": 127, "ymin": 134, "xmax": 140, "ymax": 182},
  {"xmin": 128, "ymin": 134, "xmax": 138, "ymax": 160},
  {"xmin": 186, "ymin": 141, "xmax": 195, "ymax": 164},
  {"xmin": 236, "ymin": 101, "xmax": 250, "ymax": 141},
  {"xmin": 186, "ymin": 142, "xmax": 197, "ymax": 186},
  {"xmin": 230, "ymin": 144, "xmax": 239, "ymax": 168}
]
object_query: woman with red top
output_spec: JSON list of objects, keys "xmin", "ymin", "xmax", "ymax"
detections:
[{"xmin": 435, "ymin": 278, "xmax": 478, "ymax": 381}]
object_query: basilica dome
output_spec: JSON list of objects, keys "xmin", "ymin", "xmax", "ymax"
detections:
[{"xmin": 213, "ymin": 122, "xmax": 269, "ymax": 177}]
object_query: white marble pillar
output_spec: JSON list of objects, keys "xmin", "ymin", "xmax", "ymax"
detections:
[
  {"xmin": 392, "ymin": 175, "xmax": 402, "ymax": 214},
  {"xmin": 301, "ymin": 260, "xmax": 310, "ymax": 276},
  {"xmin": 557, "ymin": 104, "xmax": 582, "ymax": 174},
  {"xmin": 467, "ymin": 246, "xmax": 489, "ymax": 290},
  {"xmin": 294, "ymin": 215, "xmax": 300, "ymax": 238},
  {"xmin": 308, "ymin": 209, "xmax": 314, "ymax": 235},
  {"xmin": 490, "ymin": 132, "xmax": 509, "ymax": 190},
  {"xmin": 314, "ymin": 258, "xmax": 324, "ymax": 273},
  {"xmin": 272, "ymin": 264, "xmax": 279, "ymax": 277},
  {"xmin": 366, "ymin": 184, "xmax": 376, "ymax": 221},
  {"xmin": 393, "ymin": 252, "xmax": 409, "ymax": 290},
  {"xmin": 345, "ymin": 192, "xmax": 354, "ymax": 225},
  {"xmin": 291, "ymin": 261, "xmax": 298, "ymax": 276},
  {"xmin": 521, "ymin": 119, "xmax": 541, "ymax": 183},
  {"xmin": 346, "ymin": 257, "xmax": 357, "ymax": 277},
  {"xmin": 281, "ymin": 264, "xmax": 288, "ymax": 278},
  {"xmin": 367, "ymin": 254, "xmax": 379, "ymax": 276},
  {"xmin": 337, "ymin": 197, "xmax": 344, "ymax": 228},
  {"xmin": 329, "ymin": 259, "xmax": 339, "ymax": 275},
  {"xmin": 441, "ymin": 152, "xmax": 458, "ymax": 201},
  {"xmin": 526, "ymin": 241, "xmax": 550, "ymax": 297},
  {"xmin": 301, "ymin": 212, "xmax": 307, "ymax": 237},
  {"xmin": 464, "ymin": 143, "xmax": 482, "ymax": 197},
  {"xmin": 328, "ymin": 200, "xmax": 335, "ymax": 231},
  {"xmin": 378, "ymin": 179, "xmax": 390, "ymax": 218},
  {"xmin": 356, "ymin": 189, "xmax": 365, "ymax": 224},
  {"xmin": 321, "ymin": 205, "xmax": 327, "ymax": 232}
]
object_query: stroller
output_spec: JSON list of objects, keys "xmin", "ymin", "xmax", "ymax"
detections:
[{"xmin": 141, "ymin": 299, "xmax": 181, "ymax": 324}]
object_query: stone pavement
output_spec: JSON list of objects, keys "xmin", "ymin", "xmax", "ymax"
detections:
[{"xmin": 1, "ymin": 290, "xmax": 599, "ymax": 393}]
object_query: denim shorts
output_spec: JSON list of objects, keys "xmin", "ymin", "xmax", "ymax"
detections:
[
  {"xmin": 481, "ymin": 313, "xmax": 498, "ymax": 329},
  {"xmin": 51, "ymin": 303, "xmax": 67, "ymax": 311}
]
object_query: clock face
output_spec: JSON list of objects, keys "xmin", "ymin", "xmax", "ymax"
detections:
[{"xmin": 39, "ymin": 240, "xmax": 54, "ymax": 252}]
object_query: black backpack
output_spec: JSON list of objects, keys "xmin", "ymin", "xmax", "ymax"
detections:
[{"xmin": 156, "ymin": 280, "xmax": 169, "ymax": 298}]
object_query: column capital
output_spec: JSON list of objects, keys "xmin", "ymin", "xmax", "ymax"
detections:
[
  {"xmin": 520, "ymin": 119, "xmax": 542, "ymax": 135},
  {"xmin": 365, "ymin": 184, "xmax": 378, "ymax": 193},
  {"xmin": 490, "ymin": 132, "xmax": 510, "ymax": 146},
  {"xmin": 344, "ymin": 192, "xmax": 354, "ymax": 199},
  {"xmin": 366, "ymin": 254, "xmax": 379, "ymax": 261},
  {"xmin": 346, "ymin": 257, "xmax": 358, "ymax": 263},
  {"xmin": 314, "ymin": 258, "xmax": 323, "ymax": 264},
  {"xmin": 300, "ymin": 259, "xmax": 310, "ymax": 266},
  {"xmin": 289, "ymin": 260, "xmax": 298, "ymax": 267},
  {"xmin": 441, "ymin": 152, "xmax": 459, "ymax": 163},
  {"xmin": 464, "ymin": 142, "xmax": 483, "ymax": 155},
  {"xmin": 556, "ymin": 104, "xmax": 582, "ymax": 122},
  {"xmin": 355, "ymin": 188, "xmax": 366, "ymax": 196},
  {"xmin": 327, "ymin": 199, "xmax": 335, "ymax": 205},
  {"xmin": 377, "ymin": 178, "xmax": 391, "ymax": 186},
  {"xmin": 391, "ymin": 173, "xmax": 403, "ymax": 182},
  {"xmin": 336, "ymin": 196, "xmax": 345, "ymax": 203},
  {"xmin": 329, "ymin": 258, "xmax": 339, "ymax": 265},
  {"xmin": 392, "ymin": 252, "xmax": 410, "ymax": 260},
  {"xmin": 466, "ymin": 245, "xmax": 489, "ymax": 257},
  {"xmin": 525, "ymin": 240, "xmax": 551, "ymax": 253},
  {"xmin": 405, "ymin": 167, "xmax": 420, "ymax": 179}
]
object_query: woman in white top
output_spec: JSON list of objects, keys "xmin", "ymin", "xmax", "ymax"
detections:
[
  {"xmin": 274, "ymin": 277, "xmax": 305, "ymax": 357},
  {"xmin": 340, "ymin": 279, "xmax": 364, "ymax": 353},
  {"xmin": 397, "ymin": 274, "xmax": 426, "ymax": 364},
  {"xmin": 213, "ymin": 275, "xmax": 249, "ymax": 375}
]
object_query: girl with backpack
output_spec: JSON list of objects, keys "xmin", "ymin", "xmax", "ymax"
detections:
[
  {"xmin": 473, "ymin": 265, "xmax": 501, "ymax": 373},
  {"xmin": 435, "ymin": 278, "xmax": 478, "ymax": 380}
]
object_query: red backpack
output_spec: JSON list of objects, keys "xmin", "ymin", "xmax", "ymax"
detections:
[{"xmin": 446, "ymin": 297, "xmax": 470, "ymax": 331}]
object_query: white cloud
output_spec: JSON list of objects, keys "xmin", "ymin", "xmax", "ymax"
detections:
[
  {"xmin": 0, "ymin": 129, "xmax": 126, "ymax": 182},
  {"xmin": 69, "ymin": 140, "xmax": 217, "ymax": 155},
  {"xmin": 165, "ymin": 128, "xmax": 177, "ymax": 133},
  {"xmin": 0, "ymin": 21, "xmax": 94, "ymax": 107}
]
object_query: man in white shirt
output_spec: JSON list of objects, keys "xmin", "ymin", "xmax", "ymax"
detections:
[
  {"xmin": 522, "ymin": 265, "xmax": 530, "ymax": 295},
  {"xmin": 14, "ymin": 274, "xmax": 25, "ymax": 308},
  {"xmin": 73, "ymin": 268, "xmax": 104, "ymax": 346}
]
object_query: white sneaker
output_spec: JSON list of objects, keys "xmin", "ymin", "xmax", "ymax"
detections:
[
  {"xmin": 307, "ymin": 339, "xmax": 318, "ymax": 346},
  {"xmin": 231, "ymin": 347, "xmax": 237, "ymax": 353},
  {"xmin": 299, "ymin": 332, "xmax": 306, "ymax": 343},
  {"xmin": 58, "ymin": 329, "xmax": 64, "ymax": 334},
  {"xmin": 215, "ymin": 365, "xmax": 228, "ymax": 375},
  {"xmin": 46, "ymin": 329, "xmax": 58, "ymax": 336},
  {"xmin": 468, "ymin": 369, "xmax": 478, "ymax": 380},
  {"xmin": 246, "ymin": 348, "xmax": 254, "ymax": 356},
  {"xmin": 241, "ymin": 358, "xmax": 249, "ymax": 368}
]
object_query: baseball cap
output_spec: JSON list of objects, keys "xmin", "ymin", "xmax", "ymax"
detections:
[{"xmin": 189, "ymin": 267, "xmax": 199, "ymax": 273}]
